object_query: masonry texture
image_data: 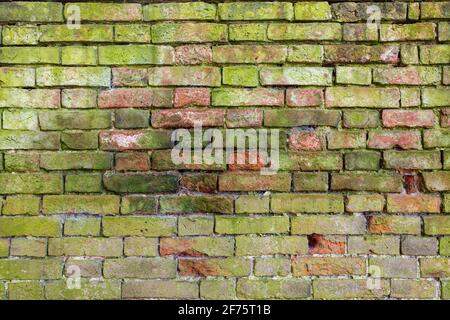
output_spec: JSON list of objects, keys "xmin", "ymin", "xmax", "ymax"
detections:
[{"xmin": 0, "ymin": 0, "xmax": 449, "ymax": 300}]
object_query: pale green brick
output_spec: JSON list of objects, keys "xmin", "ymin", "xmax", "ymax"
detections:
[
  {"xmin": 294, "ymin": 2, "xmax": 331, "ymax": 21},
  {"xmin": 2, "ymin": 195, "xmax": 40, "ymax": 215},
  {"xmin": 0, "ymin": 47, "xmax": 60, "ymax": 64},
  {"xmin": 103, "ymin": 216, "xmax": 176, "ymax": 237},
  {"xmin": 268, "ymin": 23, "xmax": 342, "ymax": 41},
  {"xmin": 64, "ymin": 217, "xmax": 101, "ymax": 236},
  {"xmin": 422, "ymin": 88, "xmax": 450, "ymax": 107},
  {"xmin": 0, "ymin": 2, "xmax": 63, "ymax": 22},
  {"xmin": 39, "ymin": 25, "xmax": 114, "ymax": 42},
  {"xmin": 287, "ymin": 45, "xmax": 323, "ymax": 63},
  {"xmin": 61, "ymin": 47, "xmax": 97, "ymax": 66},
  {"xmin": 219, "ymin": 2, "xmax": 293, "ymax": 20},
  {"xmin": 0, "ymin": 173, "xmax": 62, "ymax": 194},
  {"xmin": 0, "ymin": 88, "xmax": 60, "ymax": 108},
  {"xmin": 115, "ymin": 25, "xmax": 151, "ymax": 43},
  {"xmin": 223, "ymin": 66, "xmax": 258, "ymax": 87},
  {"xmin": 0, "ymin": 217, "xmax": 60, "ymax": 237},
  {"xmin": 229, "ymin": 24, "xmax": 267, "ymax": 41},
  {"xmin": 8, "ymin": 281, "xmax": 45, "ymax": 300},
  {"xmin": 36, "ymin": 67, "xmax": 110, "ymax": 87},
  {"xmin": 45, "ymin": 279, "xmax": 121, "ymax": 300},
  {"xmin": 0, "ymin": 67, "xmax": 35, "ymax": 87},
  {"xmin": 98, "ymin": 45, "xmax": 174, "ymax": 65},
  {"xmin": 152, "ymin": 23, "xmax": 227, "ymax": 43},
  {"xmin": 215, "ymin": 216, "xmax": 289, "ymax": 234},
  {"xmin": 178, "ymin": 216, "xmax": 214, "ymax": 236},
  {"xmin": 42, "ymin": 195, "xmax": 120, "ymax": 215},
  {"xmin": 3, "ymin": 110, "xmax": 38, "ymax": 131},
  {"xmin": 48, "ymin": 238, "xmax": 123, "ymax": 257},
  {"xmin": 62, "ymin": 89, "xmax": 97, "ymax": 109},
  {"xmin": 39, "ymin": 110, "xmax": 111, "ymax": 130},
  {"xmin": 0, "ymin": 239, "xmax": 8, "ymax": 257},
  {"xmin": 4, "ymin": 153, "xmax": 40, "ymax": 172},
  {"xmin": 10, "ymin": 238, "xmax": 46, "ymax": 257},
  {"xmin": 65, "ymin": 174, "xmax": 102, "ymax": 193},
  {"xmin": 235, "ymin": 195, "xmax": 270, "ymax": 214},
  {"xmin": 2, "ymin": 25, "xmax": 40, "ymax": 45},
  {"xmin": 0, "ymin": 131, "xmax": 59, "ymax": 150},
  {"xmin": 64, "ymin": 3, "xmax": 142, "ymax": 22},
  {"xmin": 144, "ymin": 2, "xmax": 216, "ymax": 21},
  {"xmin": 336, "ymin": 66, "xmax": 371, "ymax": 85}
]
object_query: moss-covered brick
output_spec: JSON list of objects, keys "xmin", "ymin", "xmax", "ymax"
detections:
[
  {"xmin": 40, "ymin": 152, "xmax": 112, "ymax": 171},
  {"xmin": 293, "ymin": 172, "xmax": 328, "ymax": 191},
  {"xmin": 0, "ymin": 88, "xmax": 60, "ymax": 108},
  {"xmin": 3, "ymin": 110, "xmax": 38, "ymax": 130},
  {"xmin": 98, "ymin": 45, "xmax": 174, "ymax": 65},
  {"xmin": 313, "ymin": 279, "xmax": 389, "ymax": 299},
  {"xmin": 219, "ymin": 172, "xmax": 290, "ymax": 192},
  {"xmin": 200, "ymin": 279, "xmax": 235, "ymax": 300},
  {"xmin": 99, "ymin": 130, "xmax": 172, "ymax": 151},
  {"xmin": 61, "ymin": 47, "xmax": 97, "ymax": 66},
  {"xmin": 160, "ymin": 237, "xmax": 234, "ymax": 257},
  {"xmin": 10, "ymin": 238, "xmax": 46, "ymax": 257},
  {"xmin": 98, "ymin": 88, "xmax": 173, "ymax": 108},
  {"xmin": 324, "ymin": 45, "xmax": 399, "ymax": 64},
  {"xmin": 391, "ymin": 279, "xmax": 438, "ymax": 299},
  {"xmin": 61, "ymin": 131, "xmax": 99, "ymax": 150},
  {"xmin": 327, "ymin": 130, "xmax": 366, "ymax": 149},
  {"xmin": 103, "ymin": 216, "xmax": 176, "ymax": 237},
  {"xmin": 63, "ymin": 259, "xmax": 101, "ymax": 278},
  {"xmin": 160, "ymin": 195, "xmax": 232, "ymax": 214},
  {"xmin": 332, "ymin": 173, "xmax": 402, "ymax": 192},
  {"xmin": 144, "ymin": 2, "xmax": 216, "ymax": 21},
  {"xmin": 237, "ymin": 279, "xmax": 311, "ymax": 299},
  {"xmin": 287, "ymin": 45, "xmax": 323, "ymax": 63},
  {"xmin": 424, "ymin": 216, "xmax": 450, "ymax": 235},
  {"xmin": 343, "ymin": 23, "xmax": 378, "ymax": 41},
  {"xmin": 124, "ymin": 238, "xmax": 158, "ymax": 257},
  {"xmin": 440, "ymin": 237, "xmax": 450, "ymax": 256},
  {"xmin": 0, "ymin": 216, "xmax": 60, "ymax": 237},
  {"xmin": 326, "ymin": 87, "xmax": 400, "ymax": 108},
  {"xmin": 219, "ymin": 2, "xmax": 293, "ymax": 20},
  {"xmin": 236, "ymin": 235, "xmax": 307, "ymax": 256},
  {"xmin": 122, "ymin": 280, "xmax": 198, "ymax": 299},
  {"xmin": 104, "ymin": 257, "xmax": 176, "ymax": 278},
  {"xmin": 49, "ymin": 237, "xmax": 123, "ymax": 257},
  {"xmin": 348, "ymin": 236, "xmax": 399, "ymax": 255},
  {"xmin": 400, "ymin": 45, "xmax": 419, "ymax": 64},
  {"xmin": 36, "ymin": 67, "xmax": 110, "ymax": 87},
  {"xmin": 65, "ymin": 174, "xmax": 102, "ymax": 193},
  {"xmin": 368, "ymin": 130, "xmax": 422, "ymax": 150},
  {"xmin": 421, "ymin": 2, "xmax": 450, "ymax": 19},
  {"xmin": 336, "ymin": 66, "xmax": 371, "ymax": 85},
  {"xmin": 103, "ymin": 173, "xmax": 177, "ymax": 193},
  {"xmin": 178, "ymin": 216, "xmax": 214, "ymax": 236},
  {"xmin": 420, "ymin": 45, "xmax": 450, "ymax": 64},
  {"xmin": 0, "ymin": 67, "xmax": 35, "ymax": 87},
  {"xmin": 112, "ymin": 68, "xmax": 149, "ymax": 86},
  {"xmin": 260, "ymin": 67, "xmax": 332, "ymax": 86},
  {"xmin": 0, "ymin": 259, "xmax": 61, "ymax": 281},
  {"xmin": 272, "ymin": 194, "xmax": 343, "ymax": 213},
  {"xmin": 39, "ymin": 110, "xmax": 111, "ymax": 130},
  {"xmin": 439, "ymin": 22, "xmax": 450, "ymax": 42},
  {"xmin": 115, "ymin": 25, "xmax": 151, "ymax": 43},
  {"xmin": 422, "ymin": 88, "xmax": 450, "ymax": 107},
  {"xmin": 229, "ymin": 24, "xmax": 267, "ymax": 41},
  {"xmin": 213, "ymin": 45, "xmax": 287, "ymax": 63},
  {"xmin": 268, "ymin": 23, "xmax": 341, "ymax": 40},
  {"xmin": 179, "ymin": 257, "xmax": 251, "ymax": 277},
  {"xmin": 346, "ymin": 194, "xmax": 385, "ymax": 213},
  {"xmin": 265, "ymin": 110, "xmax": 341, "ymax": 127},
  {"xmin": 279, "ymin": 151, "xmax": 342, "ymax": 171},
  {"xmin": 381, "ymin": 23, "xmax": 436, "ymax": 41},
  {"xmin": 8, "ymin": 281, "xmax": 44, "ymax": 300},
  {"xmin": 39, "ymin": 25, "xmax": 113, "ymax": 42},
  {"xmin": 2, "ymin": 195, "xmax": 40, "ymax": 215},
  {"xmin": 180, "ymin": 173, "xmax": 218, "ymax": 193},
  {"xmin": 423, "ymin": 172, "xmax": 450, "ymax": 192},
  {"xmin": 0, "ymin": 2, "xmax": 63, "ymax": 22},
  {"xmin": 223, "ymin": 66, "xmax": 258, "ymax": 87},
  {"xmin": 345, "ymin": 151, "xmax": 380, "ymax": 171},
  {"xmin": 0, "ymin": 240, "xmax": 9, "ymax": 257},
  {"xmin": 343, "ymin": 110, "xmax": 379, "ymax": 128},
  {"xmin": 152, "ymin": 23, "xmax": 227, "ymax": 43},
  {"xmin": 0, "ymin": 173, "xmax": 62, "ymax": 194},
  {"xmin": 149, "ymin": 66, "xmax": 221, "ymax": 87},
  {"xmin": 215, "ymin": 216, "xmax": 289, "ymax": 234},
  {"xmin": 235, "ymin": 195, "xmax": 270, "ymax": 214},
  {"xmin": 294, "ymin": 2, "xmax": 331, "ymax": 21},
  {"xmin": 424, "ymin": 129, "xmax": 450, "ymax": 149},
  {"xmin": 43, "ymin": 195, "xmax": 120, "ymax": 215},
  {"xmin": 0, "ymin": 47, "xmax": 59, "ymax": 64},
  {"xmin": 400, "ymin": 88, "xmax": 420, "ymax": 107},
  {"xmin": 212, "ymin": 88, "xmax": 284, "ymax": 106},
  {"xmin": 64, "ymin": 3, "xmax": 142, "ymax": 22},
  {"xmin": 45, "ymin": 280, "xmax": 121, "ymax": 300},
  {"xmin": 121, "ymin": 196, "xmax": 157, "ymax": 214},
  {"xmin": 114, "ymin": 109, "xmax": 148, "ymax": 129},
  {"xmin": 64, "ymin": 217, "xmax": 101, "ymax": 236},
  {"xmin": 293, "ymin": 256, "xmax": 365, "ymax": 276},
  {"xmin": 373, "ymin": 66, "xmax": 441, "ymax": 85},
  {"xmin": 420, "ymin": 257, "xmax": 450, "ymax": 278},
  {"xmin": 292, "ymin": 215, "xmax": 366, "ymax": 235},
  {"xmin": 62, "ymin": 89, "xmax": 97, "ymax": 109},
  {"xmin": 384, "ymin": 150, "xmax": 441, "ymax": 170},
  {"xmin": 2, "ymin": 26, "xmax": 40, "ymax": 45}
]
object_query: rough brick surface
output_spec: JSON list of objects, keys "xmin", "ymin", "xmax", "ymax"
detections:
[{"xmin": 0, "ymin": 0, "xmax": 448, "ymax": 301}]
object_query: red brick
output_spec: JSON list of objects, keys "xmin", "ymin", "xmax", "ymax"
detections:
[
  {"xmin": 286, "ymin": 89, "xmax": 324, "ymax": 107},
  {"xmin": 115, "ymin": 152, "xmax": 150, "ymax": 171},
  {"xmin": 368, "ymin": 130, "xmax": 421, "ymax": 149},
  {"xmin": 307, "ymin": 234, "xmax": 345, "ymax": 254},
  {"xmin": 226, "ymin": 109, "xmax": 263, "ymax": 128},
  {"xmin": 228, "ymin": 150, "xmax": 267, "ymax": 171},
  {"xmin": 175, "ymin": 45, "xmax": 212, "ymax": 65},
  {"xmin": 112, "ymin": 68, "xmax": 148, "ymax": 87},
  {"xmin": 151, "ymin": 109, "xmax": 225, "ymax": 128},
  {"xmin": 99, "ymin": 88, "xmax": 173, "ymax": 108},
  {"xmin": 174, "ymin": 88, "xmax": 210, "ymax": 108},
  {"xmin": 288, "ymin": 129, "xmax": 324, "ymax": 151},
  {"xmin": 382, "ymin": 110, "xmax": 435, "ymax": 128},
  {"xmin": 387, "ymin": 194, "xmax": 441, "ymax": 213}
]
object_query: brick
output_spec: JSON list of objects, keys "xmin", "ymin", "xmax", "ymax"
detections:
[
  {"xmin": 45, "ymin": 280, "xmax": 121, "ymax": 300},
  {"xmin": 116, "ymin": 152, "xmax": 150, "ymax": 172},
  {"xmin": 115, "ymin": 110, "xmax": 149, "ymax": 129},
  {"xmin": 64, "ymin": 217, "xmax": 101, "ymax": 236},
  {"xmin": 408, "ymin": 3, "xmax": 420, "ymax": 20},
  {"xmin": 279, "ymin": 151, "xmax": 342, "ymax": 171},
  {"xmin": 99, "ymin": 130, "xmax": 172, "ymax": 151},
  {"xmin": 229, "ymin": 23, "xmax": 267, "ymax": 41},
  {"xmin": 368, "ymin": 216, "xmax": 421, "ymax": 235},
  {"xmin": 11, "ymin": 238, "xmax": 46, "ymax": 257},
  {"xmin": 40, "ymin": 25, "xmax": 113, "ymax": 42},
  {"xmin": 327, "ymin": 130, "xmax": 366, "ymax": 149},
  {"xmin": 0, "ymin": 2, "xmax": 63, "ymax": 22},
  {"xmin": 200, "ymin": 280, "xmax": 235, "ymax": 300},
  {"xmin": 36, "ymin": 67, "xmax": 110, "ymax": 87},
  {"xmin": 180, "ymin": 173, "xmax": 217, "ymax": 193},
  {"xmin": 99, "ymin": 88, "xmax": 173, "ymax": 108},
  {"xmin": 265, "ymin": 110, "xmax": 341, "ymax": 127},
  {"xmin": 0, "ymin": 259, "xmax": 62, "ymax": 280},
  {"xmin": 124, "ymin": 238, "xmax": 158, "ymax": 257},
  {"xmin": 387, "ymin": 194, "xmax": 441, "ymax": 214},
  {"xmin": 3, "ymin": 110, "xmax": 38, "ymax": 130},
  {"xmin": 400, "ymin": 88, "xmax": 420, "ymax": 107},
  {"xmin": 324, "ymin": 45, "xmax": 399, "ymax": 64},
  {"xmin": 219, "ymin": 2, "xmax": 293, "ymax": 20},
  {"xmin": 216, "ymin": 216, "xmax": 289, "ymax": 234},
  {"xmin": 439, "ymin": 22, "xmax": 450, "ymax": 41},
  {"xmin": 424, "ymin": 216, "xmax": 450, "ymax": 235},
  {"xmin": 402, "ymin": 236, "xmax": 438, "ymax": 256},
  {"xmin": 272, "ymin": 194, "xmax": 343, "ymax": 214},
  {"xmin": 260, "ymin": 67, "xmax": 332, "ymax": 86},
  {"xmin": 331, "ymin": 2, "xmax": 407, "ymax": 22},
  {"xmin": 0, "ymin": 47, "xmax": 59, "ymax": 65},
  {"xmin": 293, "ymin": 257, "xmax": 365, "ymax": 276},
  {"xmin": 115, "ymin": 25, "xmax": 151, "ymax": 43},
  {"xmin": 213, "ymin": 45, "xmax": 286, "ymax": 64},
  {"xmin": 179, "ymin": 257, "xmax": 251, "ymax": 277},
  {"xmin": 420, "ymin": 45, "xmax": 450, "ymax": 64},
  {"xmin": 0, "ymin": 67, "xmax": 35, "ymax": 87},
  {"xmin": 424, "ymin": 129, "xmax": 450, "ymax": 148},
  {"xmin": 0, "ymin": 88, "xmax": 60, "ymax": 108},
  {"xmin": 174, "ymin": 88, "xmax": 210, "ymax": 108},
  {"xmin": 160, "ymin": 237, "xmax": 234, "ymax": 257},
  {"xmin": 293, "ymin": 172, "xmax": 328, "ymax": 192},
  {"xmin": 287, "ymin": 45, "xmax": 323, "ymax": 63},
  {"xmin": 8, "ymin": 281, "xmax": 44, "ymax": 300},
  {"xmin": 286, "ymin": 89, "xmax": 323, "ymax": 107},
  {"xmin": 331, "ymin": 173, "xmax": 402, "ymax": 192},
  {"xmin": 346, "ymin": 194, "xmax": 385, "ymax": 213},
  {"xmin": 441, "ymin": 237, "xmax": 450, "ymax": 256},
  {"xmin": 384, "ymin": 151, "xmax": 441, "ymax": 170},
  {"xmin": 2, "ymin": 196, "xmax": 40, "ymax": 215},
  {"xmin": 236, "ymin": 235, "xmax": 307, "ymax": 256},
  {"xmin": 268, "ymin": 23, "xmax": 341, "ymax": 40},
  {"xmin": 212, "ymin": 88, "xmax": 284, "ymax": 106},
  {"xmin": 343, "ymin": 110, "xmax": 379, "ymax": 128},
  {"xmin": 178, "ymin": 216, "xmax": 214, "ymax": 236},
  {"xmin": 103, "ymin": 216, "xmax": 176, "ymax": 237},
  {"xmin": 62, "ymin": 89, "xmax": 97, "ymax": 109},
  {"xmin": 0, "ymin": 240, "xmax": 8, "ymax": 257},
  {"xmin": 381, "ymin": 23, "xmax": 436, "ymax": 41},
  {"xmin": 121, "ymin": 196, "xmax": 156, "ymax": 214},
  {"xmin": 64, "ymin": 3, "xmax": 141, "ymax": 21},
  {"xmin": 112, "ymin": 68, "xmax": 148, "ymax": 87},
  {"xmin": 49, "ymin": 238, "xmax": 123, "ymax": 257},
  {"xmin": 2, "ymin": 26, "xmax": 40, "ymax": 45},
  {"xmin": 400, "ymin": 45, "xmax": 419, "ymax": 65},
  {"xmin": 326, "ymin": 87, "xmax": 400, "ymax": 108},
  {"xmin": 421, "ymin": 258, "xmax": 450, "ymax": 278},
  {"xmin": 421, "ymin": 2, "xmax": 450, "ymax": 19},
  {"xmin": 292, "ymin": 215, "xmax": 366, "ymax": 235},
  {"xmin": 61, "ymin": 46, "xmax": 97, "ymax": 66},
  {"xmin": 61, "ymin": 131, "xmax": 98, "ymax": 150},
  {"xmin": 348, "ymin": 236, "xmax": 399, "ymax": 255},
  {"xmin": 175, "ymin": 45, "xmax": 212, "ymax": 65},
  {"xmin": 343, "ymin": 23, "xmax": 378, "ymax": 41},
  {"xmin": 40, "ymin": 152, "xmax": 112, "ymax": 170},
  {"xmin": 4, "ymin": 153, "xmax": 40, "ymax": 172},
  {"xmin": 219, "ymin": 172, "xmax": 290, "ymax": 192},
  {"xmin": 423, "ymin": 172, "xmax": 450, "ymax": 192},
  {"xmin": 98, "ymin": 45, "xmax": 174, "ymax": 65},
  {"xmin": 144, "ymin": 2, "xmax": 215, "ymax": 21},
  {"xmin": 152, "ymin": 109, "xmax": 224, "ymax": 129},
  {"xmin": 255, "ymin": 258, "xmax": 290, "ymax": 276},
  {"xmin": 345, "ymin": 151, "xmax": 381, "ymax": 171},
  {"xmin": 237, "ymin": 279, "xmax": 311, "ymax": 299},
  {"xmin": 152, "ymin": 23, "xmax": 227, "ymax": 43},
  {"xmin": 369, "ymin": 257, "xmax": 417, "ymax": 278},
  {"xmin": 223, "ymin": 66, "xmax": 258, "ymax": 87},
  {"xmin": 43, "ymin": 195, "xmax": 120, "ymax": 215},
  {"xmin": 422, "ymin": 88, "xmax": 450, "ymax": 107},
  {"xmin": 160, "ymin": 195, "xmax": 232, "ymax": 214},
  {"xmin": 122, "ymin": 280, "xmax": 198, "ymax": 299},
  {"xmin": 235, "ymin": 195, "xmax": 269, "ymax": 214},
  {"xmin": 443, "ymin": 281, "xmax": 450, "ymax": 299},
  {"xmin": 294, "ymin": 2, "xmax": 331, "ymax": 21},
  {"xmin": 336, "ymin": 66, "xmax": 371, "ymax": 85},
  {"xmin": 391, "ymin": 280, "xmax": 438, "ymax": 299},
  {"xmin": 104, "ymin": 173, "xmax": 177, "ymax": 193},
  {"xmin": 288, "ymin": 129, "xmax": 324, "ymax": 151},
  {"xmin": 368, "ymin": 130, "xmax": 421, "ymax": 150},
  {"xmin": 0, "ymin": 173, "xmax": 62, "ymax": 194},
  {"xmin": 149, "ymin": 66, "xmax": 220, "ymax": 87},
  {"xmin": 313, "ymin": 279, "xmax": 389, "ymax": 299},
  {"xmin": 0, "ymin": 131, "xmax": 59, "ymax": 150},
  {"xmin": 373, "ymin": 66, "xmax": 441, "ymax": 85},
  {"xmin": 39, "ymin": 110, "xmax": 111, "ymax": 130}
]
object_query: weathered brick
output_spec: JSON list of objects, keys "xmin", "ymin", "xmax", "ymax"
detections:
[
  {"xmin": 336, "ymin": 66, "xmax": 371, "ymax": 85},
  {"xmin": 149, "ymin": 66, "xmax": 220, "ymax": 87},
  {"xmin": 391, "ymin": 280, "xmax": 439, "ymax": 299},
  {"xmin": 422, "ymin": 88, "xmax": 450, "ymax": 107},
  {"xmin": 39, "ymin": 25, "xmax": 113, "ymax": 42},
  {"xmin": 279, "ymin": 151, "xmax": 343, "ymax": 171},
  {"xmin": 61, "ymin": 131, "xmax": 98, "ymax": 150},
  {"xmin": 39, "ymin": 110, "xmax": 111, "ymax": 130},
  {"xmin": 178, "ymin": 216, "xmax": 214, "ymax": 236},
  {"xmin": 272, "ymin": 194, "xmax": 344, "ymax": 213},
  {"xmin": 229, "ymin": 23, "xmax": 267, "ymax": 41},
  {"xmin": 254, "ymin": 257, "xmax": 290, "ymax": 276},
  {"xmin": 293, "ymin": 257, "xmax": 365, "ymax": 276},
  {"xmin": 0, "ymin": 67, "xmax": 35, "ymax": 87},
  {"xmin": 40, "ymin": 152, "xmax": 113, "ymax": 170},
  {"xmin": 313, "ymin": 279, "xmax": 389, "ymax": 299},
  {"xmin": 43, "ymin": 195, "xmax": 120, "ymax": 215},
  {"xmin": 368, "ymin": 130, "xmax": 421, "ymax": 149},
  {"xmin": 36, "ymin": 67, "xmax": 110, "ymax": 87},
  {"xmin": 384, "ymin": 151, "xmax": 441, "ymax": 170},
  {"xmin": 175, "ymin": 45, "xmax": 212, "ymax": 65},
  {"xmin": 324, "ymin": 45, "xmax": 399, "ymax": 64},
  {"xmin": 160, "ymin": 237, "xmax": 234, "ymax": 257},
  {"xmin": 327, "ymin": 130, "xmax": 366, "ymax": 149},
  {"xmin": 2, "ymin": 195, "xmax": 40, "ymax": 215},
  {"xmin": 61, "ymin": 46, "xmax": 97, "ymax": 66},
  {"xmin": 98, "ymin": 45, "xmax": 174, "ymax": 65},
  {"xmin": 223, "ymin": 66, "xmax": 258, "ymax": 87},
  {"xmin": 1, "ymin": 26, "xmax": 40, "ymax": 45},
  {"xmin": 326, "ymin": 87, "xmax": 400, "ymax": 108},
  {"xmin": 0, "ymin": 173, "xmax": 62, "ymax": 194},
  {"xmin": 331, "ymin": 173, "xmax": 402, "ymax": 192},
  {"xmin": 421, "ymin": 258, "xmax": 450, "ymax": 278},
  {"xmin": 423, "ymin": 172, "xmax": 450, "ymax": 192},
  {"xmin": 331, "ymin": 2, "xmax": 407, "ymax": 22},
  {"xmin": 49, "ymin": 238, "xmax": 123, "ymax": 257},
  {"xmin": 420, "ymin": 45, "xmax": 450, "ymax": 64},
  {"xmin": 424, "ymin": 129, "xmax": 450, "ymax": 148},
  {"xmin": 368, "ymin": 216, "xmax": 421, "ymax": 235},
  {"xmin": 387, "ymin": 194, "xmax": 441, "ymax": 214},
  {"xmin": 124, "ymin": 238, "xmax": 158, "ymax": 257},
  {"xmin": 373, "ymin": 66, "xmax": 441, "ymax": 85},
  {"xmin": 345, "ymin": 151, "xmax": 381, "ymax": 171},
  {"xmin": 152, "ymin": 109, "xmax": 224, "ymax": 128},
  {"xmin": 99, "ymin": 88, "xmax": 173, "ymax": 108},
  {"xmin": 45, "ymin": 280, "xmax": 121, "ymax": 300},
  {"xmin": 104, "ymin": 173, "xmax": 177, "ymax": 193},
  {"xmin": 179, "ymin": 257, "xmax": 251, "ymax": 277},
  {"xmin": 421, "ymin": 2, "xmax": 450, "ymax": 19},
  {"xmin": 381, "ymin": 23, "xmax": 436, "ymax": 41},
  {"xmin": 0, "ymin": 259, "xmax": 62, "ymax": 280},
  {"xmin": 268, "ymin": 23, "xmax": 341, "ymax": 40},
  {"xmin": 64, "ymin": 217, "xmax": 101, "ymax": 236},
  {"xmin": 424, "ymin": 216, "xmax": 450, "ymax": 235},
  {"xmin": 219, "ymin": 2, "xmax": 293, "ymax": 20},
  {"xmin": 212, "ymin": 88, "xmax": 284, "ymax": 106},
  {"xmin": 219, "ymin": 172, "xmax": 290, "ymax": 192},
  {"xmin": 200, "ymin": 279, "xmax": 235, "ymax": 300},
  {"xmin": 343, "ymin": 23, "xmax": 378, "ymax": 41},
  {"xmin": 62, "ymin": 89, "xmax": 97, "ymax": 109},
  {"xmin": 260, "ymin": 67, "xmax": 332, "ymax": 86},
  {"xmin": 343, "ymin": 110, "xmax": 379, "ymax": 128},
  {"xmin": 64, "ymin": 3, "xmax": 142, "ymax": 22},
  {"xmin": 103, "ymin": 216, "xmax": 176, "ymax": 237},
  {"xmin": 11, "ymin": 238, "xmax": 46, "ymax": 257},
  {"xmin": 292, "ymin": 215, "xmax": 366, "ymax": 235},
  {"xmin": 402, "ymin": 236, "xmax": 438, "ymax": 256},
  {"xmin": 0, "ymin": 2, "xmax": 63, "ymax": 22},
  {"xmin": 237, "ymin": 279, "xmax": 311, "ymax": 299},
  {"xmin": 121, "ymin": 196, "xmax": 156, "ymax": 214},
  {"xmin": 115, "ymin": 152, "xmax": 151, "ymax": 171},
  {"xmin": 216, "ymin": 216, "xmax": 289, "ymax": 234},
  {"xmin": 0, "ymin": 88, "xmax": 60, "ymax": 108},
  {"xmin": 369, "ymin": 257, "xmax": 417, "ymax": 278},
  {"xmin": 265, "ymin": 110, "xmax": 341, "ymax": 127},
  {"xmin": 293, "ymin": 172, "xmax": 328, "ymax": 192},
  {"xmin": 213, "ymin": 45, "xmax": 286, "ymax": 64},
  {"xmin": 180, "ymin": 173, "xmax": 217, "ymax": 194},
  {"xmin": 144, "ymin": 2, "xmax": 215, "ymax": 21},
  {"xmin": 152, "ymin": 23, "xmax": 227, "ymax": 43},
  {"xmin": 160, "ymin": 195, "xmax": 232, "ymax": 214},
  {"xmin": 122, "ymin": 280, "xmax": 198, "ymax": 299},
  {"xmin": 99, "ymin": 130, "xmax": 172, "ymax": 151},
  {"xmin": 64, "ymin": 259, "xmax": 102, "ymax": 278},
  {"xmin": 8, "ymin": 281, "xmax": 44, "ymax": 300},
  {"xmin": 346, "ymin": 194, "xmax": 385, "ymax": 213},
  {"xmin": 115, "ymin": 25, "xmax": 151, "ymax": 43},
  {"xmin": 348, "ymin": 236, "xmax": 399, "ymax": 255},
  {"xmin": 3, "ymin": 110, "xmax": 38, "ymax": 131}
]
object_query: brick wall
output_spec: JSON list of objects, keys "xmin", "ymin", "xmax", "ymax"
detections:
[{"xmin": 0, "ymin": 1, "xmax": 449, "ymax": 300}]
